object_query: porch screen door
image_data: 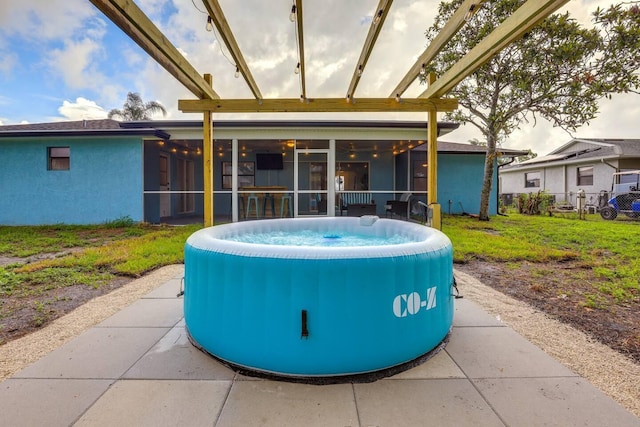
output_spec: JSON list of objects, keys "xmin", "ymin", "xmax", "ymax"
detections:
[{"xmin": 295, "ymin": 150, "xmax": 329, "ymax": 216}]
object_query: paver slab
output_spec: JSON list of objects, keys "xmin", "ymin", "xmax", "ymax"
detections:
[
  {"xmin": 474, "ymin": 377, "xmax": 640, "ymax": 427},
  {"xmin": 216, "ymin": 380, "xmax": 358, "ymax": 427},
  {"xmin": 143, "ymin": 278, "xmax": 183, "ymax": 299},
  {"xmin": 389, "ymin": 349, "xmax": 466, "ymax": 379},
  {"xmin": 96, "ymin": 298, "xmax": 183, "ymax": 328},
  {"xmin": 0, "ymin": 378, "xmax": 111, "ymax": 427},
  {"xmin": 14, "ymin": 327, "xmax": 169, "ymax": 379},
  {"xmin": 453, "ymin": 298, "xmax": 505, "ymax": 327},
  {"xmin": 124, "ymin": 326, "xmax": 236, "ymax": 380},
  {"xmin": 354, "ymin": 378, "xmax": 504, "ymax": 426},
  {"xmin": 446, "ymin": 326, "xmax": 577, "ymax": 378},
  {"xmin": 75, "ymin": 379, "xmax": 230, "ymax": 427}
]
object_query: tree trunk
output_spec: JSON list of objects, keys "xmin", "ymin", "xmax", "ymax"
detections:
[{"xmin": 478, "ymin": 133, "xmax": 497, "ymax": 221}]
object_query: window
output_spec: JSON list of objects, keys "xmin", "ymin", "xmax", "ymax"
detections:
[
  {"xmin": 222, "ymin": 161, "xmax": 254, "ymax": 189},
  {"xmin": 524, "ymin": 172, "xmax": 540, "ymax": 188},
  {"xmin": 577, "ymin": 166, "xmax": 593, "ymax": 186},
  {"xmin": 48, "ymin": 147, "xmax": 70, "ymax": 170}
]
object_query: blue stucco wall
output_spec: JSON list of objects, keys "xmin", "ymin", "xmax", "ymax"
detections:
[
  {"xmin": 438, "ymin": 153, "xmax": 498, "ymax": 216},
  {"xmin": 394, "ymin": 151, "xmax": 497, "ymax": 216},
  {"xmin": 0, "ymin": 136, "xmax": 143, "ymax": 225}
]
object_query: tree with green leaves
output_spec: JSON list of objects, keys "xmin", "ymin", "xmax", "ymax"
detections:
[
  {"xmin": 423, "ymin": 1, "xmax": 640, "ymax": 220},
  {"xmin": 108, "ymin": 92, "xmax": 167, "ymax": 121}
]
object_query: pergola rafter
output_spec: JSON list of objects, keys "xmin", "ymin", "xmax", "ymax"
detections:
[
  {"xmin": 420, "ymin": 0, "xmax": 570, "ymax": 99},
  {"xmin": 292, "ymin": 0, "xmax": 307, "ymax": 100},
  {"xmin": 346, "ymin": 0, "xmax": 393, "ymax": 102},
  {"xmin": 88, "ymin": 0, "xmax": 219, "ymax": 100},
  {"xmin": 202, "ymin": 0, "xmax": 262, "ymax": 100},
  {"xmin": 390, "ymin": 0, "xmax": 486, "ymax": 98}
]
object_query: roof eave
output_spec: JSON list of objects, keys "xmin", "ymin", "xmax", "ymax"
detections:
[{"xmin": 0, "ymin": 128, "xmax": 170, "ymax": 140}]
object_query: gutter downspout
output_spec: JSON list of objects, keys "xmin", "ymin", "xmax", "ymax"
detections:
[
  {"xmin": 601, "ymin": 158, "xmax": 618, "ymax": 172},
  {"xmin": 601, "ymin": 158, "xmax": 619, "ymax": 194}
]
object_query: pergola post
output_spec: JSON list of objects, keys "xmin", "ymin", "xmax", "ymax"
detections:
[
  {"xmin": 203, "ymin": 74, "xmax": 214, "ymax": 227},
  {"xmin": 427, "ymin": 72, "xmax": 441, "ymax": 230}
]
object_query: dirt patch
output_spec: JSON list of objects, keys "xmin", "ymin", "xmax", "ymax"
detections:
[
  {"xmin": 455, "ymin": 259, "xmax": 640, "ymax": 364},
  {"xmin": 0, "ymin": 265, "xmax": 183, "ymax": 381},
  {"xmin": 0, "ymin": 277, "xmax": 132, "ymax": 345}
]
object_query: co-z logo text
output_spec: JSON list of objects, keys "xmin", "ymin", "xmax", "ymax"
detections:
[{"xmin": 393, "ymin": 287, "xmax": 437, "ymax": 318}]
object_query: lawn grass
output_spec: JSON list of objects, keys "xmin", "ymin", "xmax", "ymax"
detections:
[
  {"xmin": 443, "ymin": 213, "xmax": 640, "ymax": 305},
  {"xmin": 1, "ymin": 214, "xmax": 638, "ymax": 319},
  {"xmin": 0, "ymin": 224, "xmax": 201, "ymax": 298}
]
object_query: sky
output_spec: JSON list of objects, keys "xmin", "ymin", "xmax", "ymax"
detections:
[{"xmin": 0, "ymin": 0, "xmax": 637, "ymax": 156}]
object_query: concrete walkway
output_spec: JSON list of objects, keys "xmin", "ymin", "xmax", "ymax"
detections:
[{"xmin": 0, "ymin": 269, "xmax": 638, "ymax": 427}]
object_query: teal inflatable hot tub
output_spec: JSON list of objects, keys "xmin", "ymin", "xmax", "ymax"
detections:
[{"xmin": 184, "ymin": 216, "xmax": 454, "ymax": 378}]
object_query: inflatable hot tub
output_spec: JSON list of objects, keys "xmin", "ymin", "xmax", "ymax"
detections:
[{"xmin": 184, "ymin": 216, "xmax": 454, "ymax": 378}]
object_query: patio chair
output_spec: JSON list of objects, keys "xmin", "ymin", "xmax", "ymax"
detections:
[{"xmin": 385, "ymin": 192, "xmax": 412, "ymax": 219}]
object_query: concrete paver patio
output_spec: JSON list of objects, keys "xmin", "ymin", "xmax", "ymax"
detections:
[{"xmin": 0, "ymin": 269, "xmax": 638, "ymax": 426}]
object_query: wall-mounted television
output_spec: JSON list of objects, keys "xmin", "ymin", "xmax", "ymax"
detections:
[{"xmin": 256, "ymin": 153, "xmax": 284, "ymax": 170}]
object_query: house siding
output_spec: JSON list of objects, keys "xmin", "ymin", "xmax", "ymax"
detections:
[
  {"xmin": 501, "ymin": 161, "xmax": 621, "ymax": 205},
  {"xmin": 0, "ymin": 136, "xmax": 143, "ymax": 225},
  {"xmin": 438, "ymin": 153, "xmax": 498, "ymax": 215}
]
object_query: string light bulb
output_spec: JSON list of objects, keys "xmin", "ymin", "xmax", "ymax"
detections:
[
  {"xmin": 419, "ymin": 63, "xmax": 426, "ymax": 76},
  {"xmin": 289, "ymin": 4, "xmax": 297, "ymax": 22},
  {"xmin": 357, "ymin": 65, "xmax": 363, "ymax": 76},
  {"xmin": 373, "ymin": 9, "xmax": 383, "ymax": 25},
  {"xmin": 206, "ymin": 16, "xmax": 213, "ymax": 32},
  {"xmin": 299, "ymin": 94, "xmax": 304, "ymax": 103},
  {"xmin": 345, "ymin": 94, "xmax": 351, "ymax": 103},
  {"xmin": 395, "ymin": 93, "xmax": 401, "ymax": 102},
  {"xmin": 464, "ymin": 4, "xmax": 477, "ymax": 21},
  {"xmin": 234, "ymin": 66, "xmax": 240, "ymax": 78},
  {"xmin": 294, "ymin": 62, "xmax": 300, "ymax": 74}
]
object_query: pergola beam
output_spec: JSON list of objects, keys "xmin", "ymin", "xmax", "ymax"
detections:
[
  {"xmin": 202, "ymin": 0, "xmax": 262, "ymax": 99},
  {"xmin": 179, "ymin": 97, "xmax": 458, "ymax": 113},
  {"xmin": 346, "ymin": 0, "xmax": 393, "ymax": 101},
  {"xmin": 390, "ymin": 0, "xmax": 486, "ymax": 98},
  {"xmin": 88, "ymin": 0, "xmax": 219, "ymax": 100},
  {"xmin": 420, "ymin": 0, "xmax": 570, "ymax": 99}
]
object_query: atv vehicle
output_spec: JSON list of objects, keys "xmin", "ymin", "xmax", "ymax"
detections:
[{"xmin": 600, "ymin": 170, "xmax": 640, "ymax": 220}]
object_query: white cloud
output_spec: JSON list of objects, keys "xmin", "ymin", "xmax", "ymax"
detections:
[
  {"xmin": 46, "ymin": 37, "xmax": 104, "ymax": 90},
  {"xmin": 57, "ymin": 97, "xmax": 108, "ymax": 120},
  {"xmin": 0, "ymin": 0, "xmax": 96, "ymax": 40}
]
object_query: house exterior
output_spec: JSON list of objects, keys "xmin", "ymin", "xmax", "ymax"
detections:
[
  {"xmin": 500, "ymin": 138, "xmax": 640, "ymax": 208},
  {"xmin": 1, "ymin": 119, "xmax": 511, "ymax": 225},
  {"xmin": 0, "ymin": 120, "xmax": 168, "ymax": 225}
]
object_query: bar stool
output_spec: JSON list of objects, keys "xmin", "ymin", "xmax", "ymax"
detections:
[
  {"xmin": 280, "ymin": 194, "xmax": 292, "ymax": 218},
  {"xmin": 262, "ymin": 194, "xmax": 275, "ymax": 218},
  {"xmin": 246, "ymin": 194, "xmax": 260, "ymax": 218}
]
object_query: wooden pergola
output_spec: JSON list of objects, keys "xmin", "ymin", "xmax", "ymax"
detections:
[{"xmin": 89, "ymin": 0, "xmax": 569, "ymax": 228}]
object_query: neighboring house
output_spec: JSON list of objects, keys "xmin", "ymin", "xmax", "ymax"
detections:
[
  {"xmin": 500, "ymin": 138, "xmax": 640, "ymax": 208},
  {"xmin": 1, "ymin": 119, "xmax": 514, "ymax": 225}
]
